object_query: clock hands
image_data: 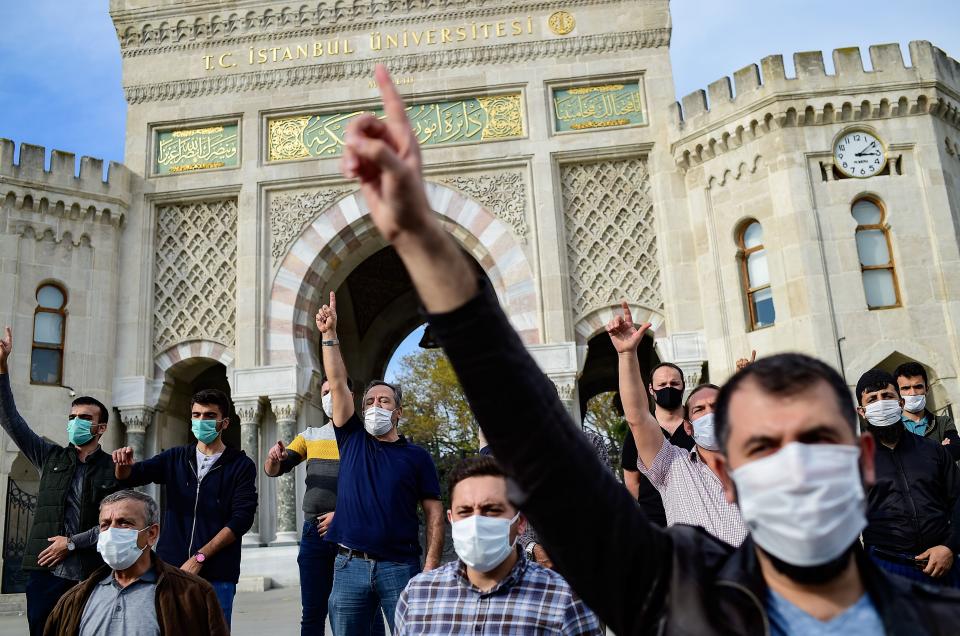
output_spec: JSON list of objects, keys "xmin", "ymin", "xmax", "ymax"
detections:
[{"xmin": 854, "ymin": 141, "xmax": 880, "ymax": 157}]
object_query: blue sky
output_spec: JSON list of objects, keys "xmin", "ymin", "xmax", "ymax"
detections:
[{"xmin": 1, "ymin": 1, "xmax": 955, "ymax": 372}]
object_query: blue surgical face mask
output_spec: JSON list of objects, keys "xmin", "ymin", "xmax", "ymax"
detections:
[
  {"xmin": 67, "ymin": 416, "xmax": 95, "ymax": 446},
  {"xmin": 191, "ymin": 419, "xmax": 220, "ymax": 445}
]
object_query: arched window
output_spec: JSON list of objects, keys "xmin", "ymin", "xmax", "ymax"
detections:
[
  {"xmin": 31, "ymin": 283, "xmax": 66, "ymax": 385},
  {"xmin": 738, "ymin": 220, "xmax": 775, "ymax": 330},
  {"xmin": 852, "ymin": 198, "xmax": 899, "ymax": 309}
]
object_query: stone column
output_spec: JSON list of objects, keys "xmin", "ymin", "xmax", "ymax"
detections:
[
  {"xmin": 549, "ymin": 374, "xmax": 580, "ymax": 421},
  {"xmin": 271, "ymin": 398, "xmax": 300, "ymax": 545},
  {"xmin": 118, "ymin": 407, "xmax": 154, "ymax": 495},
  {"xmin": 235, "ymin": 400, "xmax": 263, "ymax": 546},
  {"xmin": 676, "ymin": 361, "xmax": 705, "ymax": 400}
]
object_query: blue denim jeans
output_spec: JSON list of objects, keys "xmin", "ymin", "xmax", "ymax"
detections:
[
  {"xmin": 26, "ymin": 570, "xmax": 76, "ymax": 636},
  {"xmin": 328, "ymin": 552, "xmax": 418, "ymax": 635},
  {"xmin": 210, "ymin": 581, "xmax": 237, "ymax": 628}
]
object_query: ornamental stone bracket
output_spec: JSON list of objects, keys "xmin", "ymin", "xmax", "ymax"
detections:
[
  {"xmin": 655, "ymin": 331, "xmax": 708, "ymax": 399},
  {"xmin": 527, "ymin": 341, "xmax": 582, "ymax": 420},
  {"xmin": 232, "ymin": 365, "xmax": 320, "ymax": 406},
  {"xmin": 116, "ymin": 406, "xmax": 155, "ymax": 462},
  {"xmin": 270, "ymin": 396, "xmax": 302, "ymax": 546}
]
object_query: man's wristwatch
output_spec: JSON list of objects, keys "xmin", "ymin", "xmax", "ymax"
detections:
[
  {"xmin": 194, "ymin": 551, "xmax": 206, "ymax": 563},
  {"xmin": 524, "ymin": 542, "xmax": 537, "ymax": 559},
  {"xmin": 66, "ymin": 540, "xmax": 76, "ymax": 552},
  {"xmin": 321, "ymin": 339, "xmax": 340, "ymax": 347}
]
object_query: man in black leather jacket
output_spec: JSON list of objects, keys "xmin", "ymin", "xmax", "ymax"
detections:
[{"xmin": 336, "ymin": 65, "xmax": 960, "ymax": 635}]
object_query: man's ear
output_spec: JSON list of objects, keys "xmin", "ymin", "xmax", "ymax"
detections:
[
  {"xmin": 856, "ymin": 405, "xmax": 866, "ymax": 418},
  {"xmin": 859, "ymin": 432, "xmax": 876, "ymax": 490},
  {"xmin": 145, "ymin": 523, "xmax": 160, "ymax": 549},
  {"xmin": 446, "ymin": 510, "xmax": 453, "ymax": 524},
  {"xmin": 220, "ymin": 417, "xmax": 230, "ymax": 431},
  {"xmin": 715, "ymin": 455, "xmax": 737, "ymax": 505},
  {"xmin": 516, "ymin": 513, "xmax": 527, "ymax": 536}
]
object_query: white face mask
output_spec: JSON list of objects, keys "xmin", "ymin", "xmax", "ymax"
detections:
[
  {"xmin": 97, "ymin": 526, "xmax": 151, "ymax": 571},
  {"xmin": 903, "ymin": 394, "xmax": 926, "ymax": 414},
  {"xmin": 452, "ymin": 512, "xmax": 520, "ymax": 572},
  {"xmin": 864, "ymin": 399, "xmax": 902, "ymax": 427},
  {"xmin": 321, "ymin": 393, "xmax": 334, "ymax": 419},
  {"xmin": 691, "ymin": 413, "xmax": 719, "ymax": 451},
  {"xmin": 731, "ymin": 442, "xmax": 865, "ymax": 567},
  {"xmin": 364, "ymin": 406, "xmax": 395, "ymax": 437}
]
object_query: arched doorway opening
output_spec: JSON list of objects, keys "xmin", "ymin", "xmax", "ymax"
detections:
[{"xmin": 155, "ymin": 359, "xmax": 240, "ymax": 452}]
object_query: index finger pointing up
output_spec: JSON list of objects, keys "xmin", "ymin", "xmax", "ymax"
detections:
[
  {"xmin": 620, "ymin": 300, "xmax": 633, "ymax": 324},
  {"xmin": 329, "ymin": 291, "xmax": 336, "ymax": 310},
  {"xmin": 375, "ymin": 64, "xmax": 407, "ymax": 124}
]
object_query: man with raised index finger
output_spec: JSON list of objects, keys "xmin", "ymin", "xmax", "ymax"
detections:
[
  {"xmin": 337, "ymin": 64, "xmax": 960, "ymax": 635},
  {"xmin": 316, "ymin": 290, "xmax": 444, "ymax": 635}
]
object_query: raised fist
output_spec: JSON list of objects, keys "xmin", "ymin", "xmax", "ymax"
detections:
[
  {"xmin": 268, "ymin": 440, "xmax": 288, "ymax": 463},
  {"xmin": 112, "ymin": 447, "xmax": 134, "ymax": 466},
  {"xmin": 0, "ymin": 326, "xmax": 11, "ymax": 364}
]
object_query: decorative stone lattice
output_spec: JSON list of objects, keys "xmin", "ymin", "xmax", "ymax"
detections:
[
  {"xmin": 439, "ymin": 172, "xmax": 529, "ymax": 243},
  {"xmin": 560, "ymin": 157, "xmax": 661, "ymax": 317},
  {"xmin": 270, "ymin": 188, "xmax": 351, "ymax": 267},
  {"xmin": 154, "ymin": 199, "xmax": 238, "ymax": 353}
]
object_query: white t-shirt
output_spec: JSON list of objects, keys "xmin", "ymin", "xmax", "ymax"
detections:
[{"xmin": 196, "ymin": 449, "xmax": 223, "ymax": 481}]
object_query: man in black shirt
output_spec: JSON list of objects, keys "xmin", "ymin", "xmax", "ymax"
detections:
[
  {"xmin": 338, "ymin": 66, "xmax": 960, "ymax": 634},
  {"xmin": 856, "ymin": 369, "xmax": 960, "ymax": 586}
]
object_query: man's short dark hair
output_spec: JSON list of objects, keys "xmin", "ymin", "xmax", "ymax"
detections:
[
  {"xmin": 854, "ymin": 369, "xmax": 898, "ymax": 406},
  {"xmin": 447, "ymin": 456, "xmax": 506, "ymax": 502},
  {"xmin": 71, "ymin": 396, "xmax": 108, "ymax": 425},
  {"xmin": 686, "ymin": 383, "xmax": 721, "ymax": 408},
  {"xmin": 364, "ymin": 380, "xmax": 402, "ymax": 407},
  {"xmin": 650, "ymin": 362, "xmax": 685, "ymax": 389},
  {"xmin": 715, "ymin": 353, "xmax": 856, "ymax": 452},
  {"xmin": 191, "ymin": 388, "xmax": 231, "ymax": 420},
  {"xmin": 893, "ymin": 361, "xmax": 928, "ymax": 386}
]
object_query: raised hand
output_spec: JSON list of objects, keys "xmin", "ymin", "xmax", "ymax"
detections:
[
  {"xmin": 316, "ymin": 291, "xmax": 338, "ymax": 336},
  {"xmin": 268, "ymin": 440, "xmax": 288, "ymax": 463},
  {"xmin": 112, "ymin": 447, "xmax": 134, "ymax": 466},
  {"xmin": 341, "ymin": 64, "xmax": 432, "ymax": 243},
  {"xmin": 606, "ymin": 301, "xmax": 650, "ymax": 354},
  {"xmin": 735, "ymin": 350, "xmax": 757, "ymax": 372},
  {"xmin": 0, "ymin": 326, "xmax": 11, "ymax": 371}
]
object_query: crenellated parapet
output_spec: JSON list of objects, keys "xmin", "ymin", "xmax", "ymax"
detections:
[
  {"xmin": 0, "ymin": 140, "xmax": 131, "ymax": 233},
  {"xmin": 669, "ymin": 41, "xmax": 960, "ymax": 170}
]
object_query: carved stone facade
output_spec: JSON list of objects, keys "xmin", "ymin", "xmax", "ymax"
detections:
[
  {"xmin": 269, "ymin": 187, "xmax": 352, "ymax": 267},
  {"xmin": 153, "ymin": 199, "xmax": 238, "ymax": 353},
  {"xmin": 561, "ymin": 157, "xmax": 661, "ymax": 317},
  {"xmin": 439, "ymin": 172, "xmax": 528, "ymax": 243}
]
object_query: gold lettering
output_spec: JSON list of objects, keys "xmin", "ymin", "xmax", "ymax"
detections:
[
  {"xmin": 426, "ymin": 29, "xmax": 436, "ymax": 45},
  {"xmin": 218, "ymin": 52, "xmax": 236, "ymax": 68},
  {"xmin": 327, "ymin": 40, "xmax": 339, "ymax": 55},
  {"xmin": 248, "ymin": 47, "xmax": 254, "ymax": 64},
  {"xmin": 296, "ymin": 45, "xmax": 308, "ymax": 59},
  {"xmin": 527, "ymin": 16, "xmax": 534, "ymax": 33},
  {"xmin": 455, "ymin": 26, "xmax": 467, "ymax": 41},
  {"xmin": 496, "ymin": 22, "xmax": 506, "ymax": 37},
  {"xmin": 203, "ymin": 55, "xmax": 214, "ymax": 71},
  {"xmin": 270, "ymin": 47, "xmax": 282, "ymax": 62},
  {"xmin": 281, "ymin": 47, "xmax": 293, "ymax": 61},
  {"xmin": 402, "ymin": 32, "xmax": 409, "ymax": 47},
  {"xmin": 370, "ymin": 32, "xmax": 382, "ymax": 51},
  {"xmin": 314, "ymin": 41, "xmax": 323, "ymax": 57},
  {"xmin": 511, "ymin": 20, "xmax": 523, "ymax": 35},
  {"xmin": 441, "ymin": 28, "xmax": 452, "ymax": 43},
  {"xmin": 386, "ymin": 33, "xmax": 399, "ymax": 49},
  {"xmin": 411, "ymin": 31, "xmax": 423, "ymax": 45},
  {"xmin": 343, "ymin": 39, "xmax": 354, "ymax": 54},
  {"xmin": 257, "ymin": 48, "xmax": 268, "ymax": 63},
  {"xmin": 480, "ymin": 24, "xmax": 491, "ymax": 38}
]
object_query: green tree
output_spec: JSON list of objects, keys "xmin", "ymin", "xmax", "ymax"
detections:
[
  {"xmin": 583, "ymin": 391, "xmax": 627, "ymax": 472},
  {"xmin": 394, "ymin": 347, "xmax": 478, "ymax": 459}
]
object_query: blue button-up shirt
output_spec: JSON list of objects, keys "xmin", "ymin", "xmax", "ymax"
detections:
[
  {"xmin": 902, "ymin": 413, "xmax": 929, "ymax": 436},
  {"xmin": 395, "ymin": 554, "xmax": 602, "ymax": 635}
]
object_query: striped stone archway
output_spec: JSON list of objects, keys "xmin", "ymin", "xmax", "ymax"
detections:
[
  {"xmin": 153, "ymin": 339, "xmax": 235, "ymax": 380},
  {"xmin": 267, "ymin": 182, "xmax": 540, "ymax": 371}
]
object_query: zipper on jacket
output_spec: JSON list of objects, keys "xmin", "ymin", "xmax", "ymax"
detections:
[
  {"xmin": 186, "ymin": 460, "xmax": 224, "ymax": 558},
  {"xmin": 716, "ymin": 580, "xmax": 771, "ymax": 636},
  {"xmin": 892, "ymin": 450, "xmax": 923, "ymax": 549}
]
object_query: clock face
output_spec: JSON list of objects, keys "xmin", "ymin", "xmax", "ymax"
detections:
[{"xmin": 834, "ymin": 130, "xmax": 886, "ymax": 178}]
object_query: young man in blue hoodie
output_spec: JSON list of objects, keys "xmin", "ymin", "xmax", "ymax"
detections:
[{"xmin": 112, "ymin": 388, "xmax": 257, "ymax": 626}]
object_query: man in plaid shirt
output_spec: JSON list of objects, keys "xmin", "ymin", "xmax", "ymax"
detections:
[{"xmin": 394, "ymin": 457, "xmax": 601, "ymax": 635}]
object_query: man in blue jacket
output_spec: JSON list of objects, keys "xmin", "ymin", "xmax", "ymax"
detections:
[{"xmin": 112, "ymin": 388, "xmax": 257, "ymax": 626}]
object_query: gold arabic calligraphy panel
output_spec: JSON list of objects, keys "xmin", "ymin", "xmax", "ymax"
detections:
[
  {"xmin": 154, "ymin": 124, "xmax": 240, "ymax": 175},
  {"xmin": 268, "ymin": 94, "xmax": 524, "ymax": 162},
  {"xmin": 552, "ymin": 82, "xmax": 645, "ymax": 133}
]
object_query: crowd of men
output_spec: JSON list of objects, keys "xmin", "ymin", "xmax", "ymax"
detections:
[{"xmin": 2, "ymin": 66, "xmax": 960, "ymax": 634}]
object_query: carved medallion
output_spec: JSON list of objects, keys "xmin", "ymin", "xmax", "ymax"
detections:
[{"xmin": 548, "ymin": 11, "xmax": 576, "ymax": 36}]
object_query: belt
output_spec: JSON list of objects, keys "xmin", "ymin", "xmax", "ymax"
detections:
[{"xmin": 337, "ymin": 545, "xmax": 382, "ymax": 561}]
